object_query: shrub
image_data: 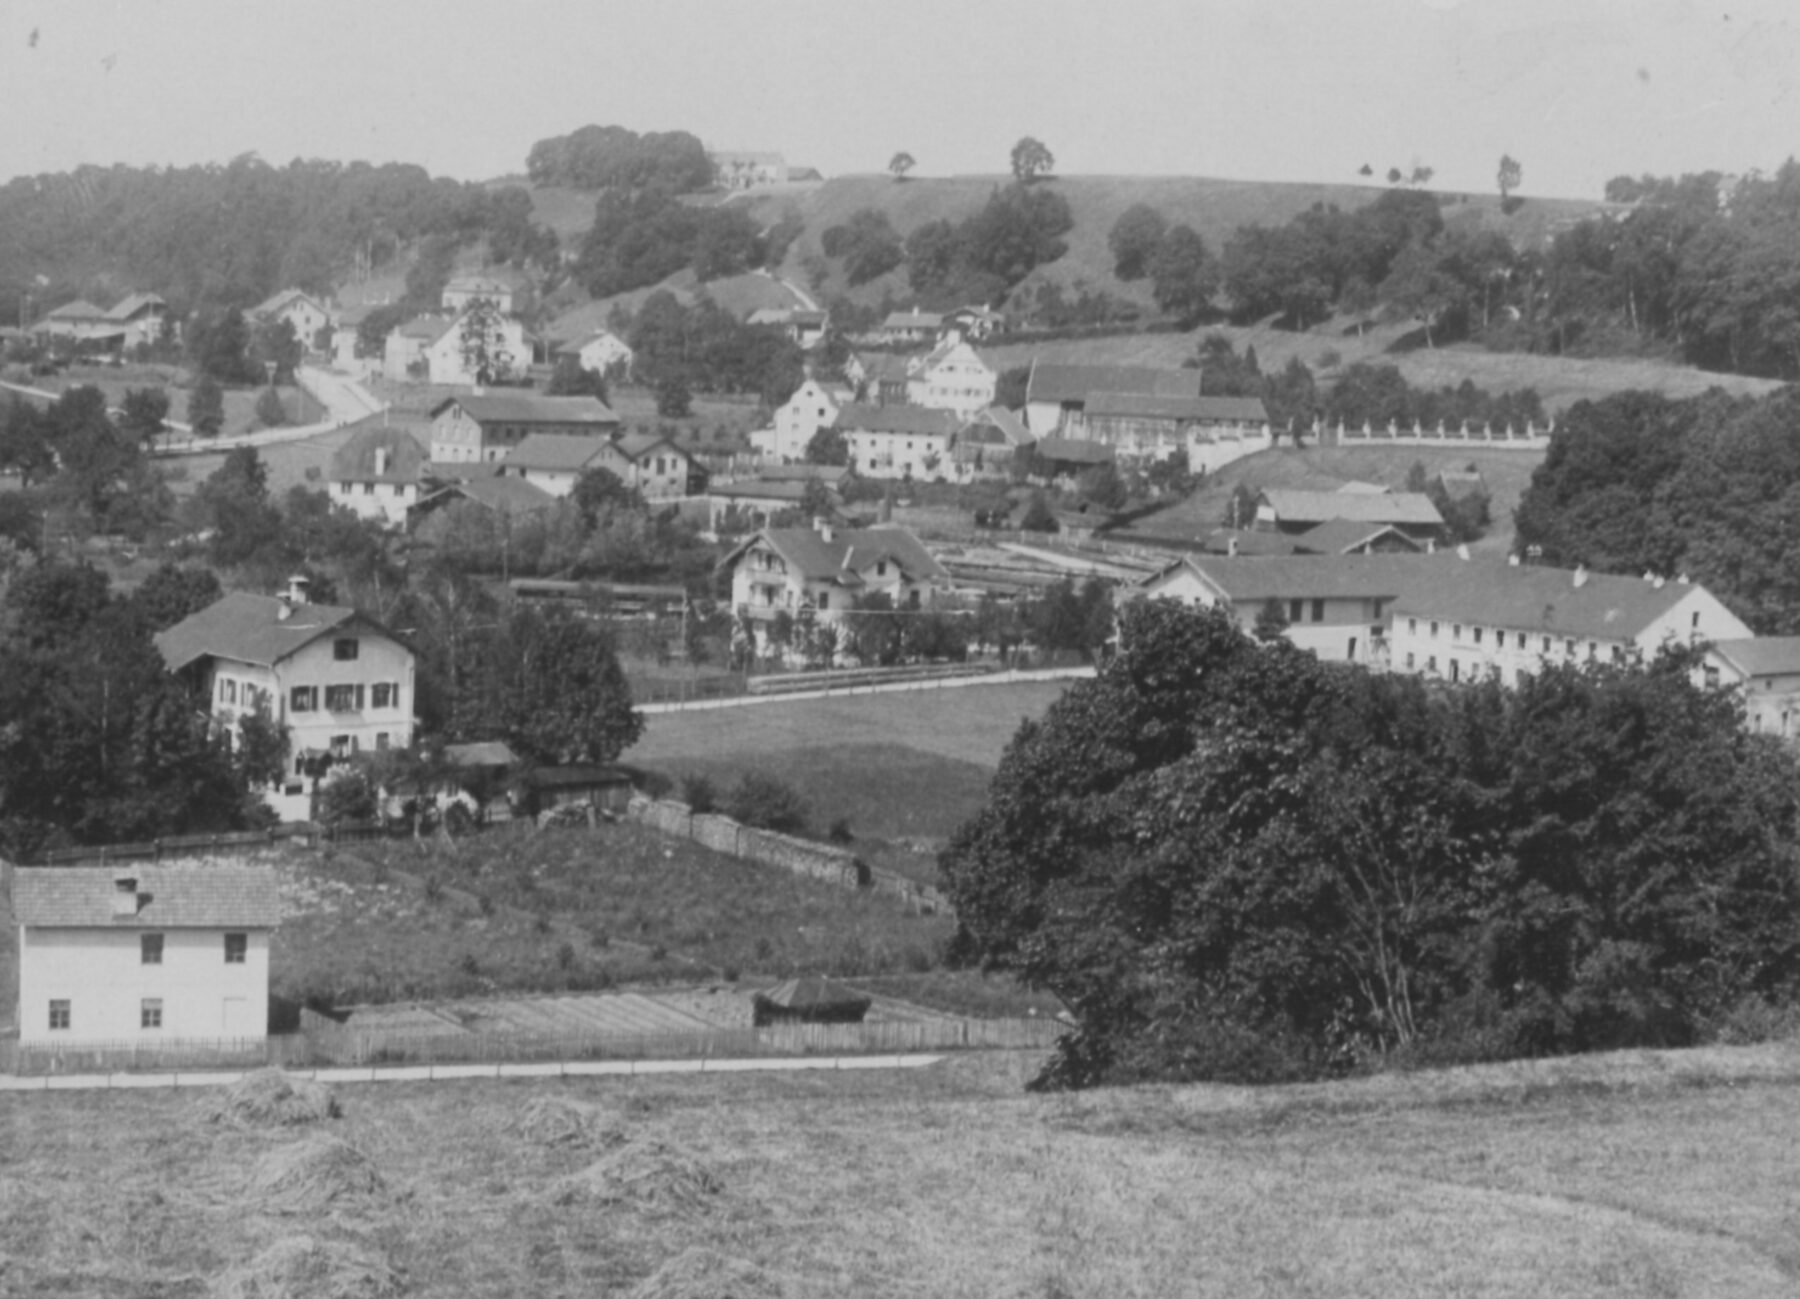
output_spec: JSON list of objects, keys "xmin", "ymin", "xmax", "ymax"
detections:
[
  {"xmin": 680, "ymin": 773, "xmax": 718, "ymax": 814},
  {"xmin": 316, "ymin": 768, "xmax": 377, "ymax": 826},
  {"xmin": 253, "ymin": 385, "xmax": 288, "ymax": 428},
  {"xmin": 725, "ymin": 773, "xmax": 809, "ymax": 835},
  {"xmin": 828, "ymin": 817, "xmax": 854, "ymax": 843}
]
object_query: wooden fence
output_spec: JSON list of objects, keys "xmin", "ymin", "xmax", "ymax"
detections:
[{"xmin": 3, "ymin": 1017, "xmax": 1065, "ymax": 1075}]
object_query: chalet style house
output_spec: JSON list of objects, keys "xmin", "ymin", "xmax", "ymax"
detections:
[
  {"xmin": 326, "ymin": 425, "xmax": 428, "ymax": 525},
  {"xmin": 723, "ymin": 521, "xmax": 949, "ymax": 649},
  {"xmin": 429, "ymin": 393, "xmax": 620, "ymax": 464},
  {"xmin": 13, "ymin": 863, "xmax": 281, "ymax": 1047},
  {"xmin": 154, "ymin": 579, "xmax": 416, "ymax": 821},
  {"xmin": 905, "ymin": 337, "xmax": 996, "ymax": 416},
  {"xmin": 250, "ymin": 288, "xmax": 333, "ymax": 345}
]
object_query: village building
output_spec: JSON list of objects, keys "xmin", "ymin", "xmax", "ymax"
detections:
[
  {"xmin": 950, "ymin": 406, "xmax": 1034, "ymax": 481},
  {"xmin": 154, "ymin": 579, "xmax": 417, "ymax": 821},
  {"xmin": 414, "ymin": 473, "xmax": 558, "ymax": 521},
  {"xmin": 385, "ymin": 310, "xmax": 528, "ymax": 385},
  {"xmin": 1079, "ymin": 393, "xmax": 1273, "ymax": 472},
  {"xmin": 723, "ymin": 521, "xmax": 950, "ymax": 645},
  {"xmin": 1023, "ymin": 361, "xmax": 1200, "ymax": 439},
  {"xmin": 250, "ymin": 288, "xmax": 333, "ymax": 347},
  {"xmin": 1254, "ymin": 489, "xmax": 1444, "ymax": 542},
  {"xmin": 835, "ymin": 404, "xmax": 957, "ymax": 480},
  {"xmin": 753, "ymin": 379, "xmax": 840, "ymax": 462},
  {"xmin": 499, "ymin": 433, "xmax": 613, "ymax": 497},
  {"xmin": 945, "ymin": 305, "xmax": 1007, "ymax": 341},
  {"xmin": 330, "ymin": 304, "xmax": 381, "ymax": 379},
  {"xmin": 852, "ymin": 353, "xmax": 913, "ymax": 406},
  {"xmin": 747, "ymin": 307, "xmax": 829, "ymax": 350},
  {"xmin": 905, "ymin": 336, "xmax": 996, "ymax": 416},
  {"xmin": 12, "ymin": 863, "xmax": 281, "ymax": 1047},
  {"xmin": 557, "ymin": 328, "xmax": 634, "ymax": 376},
  {"xmin": 708, "ymin": 150, "xmax": 787, "ymax": 189},
  {"xmin": 326, "ymin": 425, "xmax": 428, "ymax": 525},
  {"xmin": 1700, "ymin": 638, "xmax": 1800, "ymax": 738},
  {"xmin": 442, "ymin": 275, "xmax": 516, "ymax": 314},
  {"xmin": 429, "ymin": 393, "xmax": 620, "ymax": 464},
  {"xmin": 876, "ymin": 308, "xmax": 943, "ymax": 346},
  {"xmin": 1290, "ymin": 520, "xmax": 1426, "ymax": 555},
  {"xmin": 33, "ymin": 292, "xmax": 172, "ymax": 353}
]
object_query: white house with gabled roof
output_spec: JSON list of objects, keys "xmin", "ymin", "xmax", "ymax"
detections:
[
  {"xmin": 1700, "ymin": 637, "xmax": 1800, "ymax": 737},
  {"xmin": 154, "ymin": 580, "xmax": 416, "ymax": 820},
  {"xmin": 753, "ymin": 379, "xmax": 839, "ymax": 462},
  {"xmin": 327, "ymin": 424, "xmax": 428, "ymax": 525},
  {"xmin": 721, "ymin": 520, "xmax": 950, "ymax": 648},
  {"xmin": 13, "ymin": 863, "xmax": 280, "ymax": 1047},
  {"xmin": 905, "ymin": 336, "xmax": 995, "ymax": 417}
]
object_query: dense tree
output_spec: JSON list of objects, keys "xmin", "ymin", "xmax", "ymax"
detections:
[
  {"xmin": 119, "ymin": 388, "xmax": 171, "ymax": 450},
  {"xmin": 1497, "ymin": 154, "xmax": 1523, "ymax": 206},
  {"xmin": 889, "ymin": 152, "xmax": 915, "ymax": 181},
  {"xmin": 254, "ymin": 386, "xmax": 289, "ymax": 428},
  {"xmin": 691, "ymin": 205, "xmax": 767, "ymax": 281},
  {"xmin": 1, "ymin": 397, "xmax": 55, "ymax": 487},
  {"xmin": 804, "ymin": 426, "xmax": 847, "ymax": 467},
  {"xmin": 1148, "ymin": 225, "xmax": 1218, "ymax": 323},
  {"xmin": 189, "ymin": 308, "xmax": 259, "ymax": 385},
  {"xmin": 1108, "ymin": 204, "xmax": 1169, "ymax": 281},
  {"xmin": 129, "ymin": 563, "xmax": 222, "ymax": 631},
  {"xmin": 545, "ymin": 355, "xmax": 610, "ymax": 403},
  {"xmin": 457, "ymin": 297, "xmax": 516, "ymax": 385},
  {"xmin": 655, "ymin": 374, "xmax": 692, "ymax": 417},
  {"xmin": 1010, "ymin": 137, "xmax": 1055, "ymax": 184},
  {"xmin": 994, "ymin": 365, "xmax": 1030, "ymax": 411},
  {"xmin": 941, "ymin": 599, "xmax": 1800, "ymax": 1089},
  {"xmin": 524, "ymin": 124, "xmax": 711, "ymax": 192},
  {"xmin": 821, "ymin": 209, "xmax": 906, "ymax": 286},
  {"xmin": 188, "ymin": 376, "xmax": 225, "ymax": 438},
  {"xmin": 250, "ymin": 318, "xmax": 302, "ymax": 385}
]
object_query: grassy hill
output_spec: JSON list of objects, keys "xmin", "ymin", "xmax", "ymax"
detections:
[{"xmin": 11, "ymin": 1043, "xmax": 1800, "ymax": 1295}]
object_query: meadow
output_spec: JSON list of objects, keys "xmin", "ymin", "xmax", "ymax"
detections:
[{"xmin": 7, "ymin": 1042, "xmax": 1800, "ymax": 1296}]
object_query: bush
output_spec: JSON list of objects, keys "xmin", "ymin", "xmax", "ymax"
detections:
[
  {"xmin": 828, "ymin": 817, "xmax": 854, "ymax": 843},
  {"xmin": 316, "ymin": 768, "xmax": 376, "ymax": 826},
  {"xmin": 725, "ymin": 773, "xmax": 809, "ymax": 835},
  {"xmin": 253, "ymin": 385, "xmax": 289, "ymax": 428},
  {"xmin": 680, "ymin": 773, "xmax": 718, "ymax": 814}
]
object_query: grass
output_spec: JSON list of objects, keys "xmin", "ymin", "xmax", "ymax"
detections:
[
  {"xmin": 165, "ymin": 419, "xmax": 372, "ymax": 498},
  {"xmin": 273, "ymin": 821, "xmax": 958, "ymax": 1007},
  {"xmin": 9, "ymin": 1042, "xmax": 1800, "ymax": 1295}
]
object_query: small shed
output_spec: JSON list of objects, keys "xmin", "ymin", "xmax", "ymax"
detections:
[
  {"xmin": 752, "ymin": 977, "xmax": 872, "ymax": 1026},
  {"xmin": 518, "ymin": 765, "xmax": 635, "ymax": 817}
]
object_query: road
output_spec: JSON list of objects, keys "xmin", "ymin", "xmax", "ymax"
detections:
[{"xmin": 152, "ymin": 365, "xmax": 386, "ymax": 456}]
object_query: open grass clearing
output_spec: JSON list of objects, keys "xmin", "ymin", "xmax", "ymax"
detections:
[{"xmin": 8, "ymin": 1042, "xmax": 1800, "ymax": 1295}]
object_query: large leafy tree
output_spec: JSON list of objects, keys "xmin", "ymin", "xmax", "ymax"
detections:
[
  {"xmin": 1108, "ymin": 204, "xmax": 1168, "ymax": 281},
  {"xmin": 1010, "ymin": 137, "xmax": 1054, "ymax": 183}
]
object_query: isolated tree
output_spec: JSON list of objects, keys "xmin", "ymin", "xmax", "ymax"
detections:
[
  {"xmin": 1409, "ymin": 164, "xmax": 1435, "ymax": 189},
  {"xmin": 1019, "ymin": 490, "xmax": 1057, "ymax": 533},
  {"xmin": 1498, "ymin": 154, "xmax": 1523, "ymax": 207},
  {"xmin": 1010, "ymin": 137, "xmax": 1055, "ymax": 184},
  {"xmin": 253, "ymin": 385, "xmax": 288, "ymax": 428},
  {"xmin": 119, "ymin": 387, "xmax": 171, "ymax": 450},
  {"xmin": 1387, "ymin": 167, "xmax": 1404, "ymax": 186},
  {"xmin": 546, "ymin": 354, "xmax": 609, "ymax": 403},
  {"xmin": 655, "ymin": 374, "xmax": 692, "ymax": 417},
  {"xmin": 1108, "ymin": 204, "xmax": 1169, "ymax": 281},
  {"xmin": 1358, "ymin": 163, "xmax": 1374, "ymax": 177},
  {"xmin": 1253, "ymin": 597, "xmax": 1290, "ymax": 642},
  {"xmin": 889, "ymin": 151, "xmax": 916, "ymax": 182}
]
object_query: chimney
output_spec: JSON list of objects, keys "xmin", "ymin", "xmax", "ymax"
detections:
[
  {"xmin": 112, "ymin": 874, "xmax": 141, "ymax": 918},
  {"xmin": 374, "ymin": 446, "xmax": 390, "ymax": 477},
  {"xmin": 1573, "ymin": 565, "xmax": 1589, "ymax": 588},
  {"xmin": 284, "ymin": 575, "xmax": 310, "ymax": 606}
]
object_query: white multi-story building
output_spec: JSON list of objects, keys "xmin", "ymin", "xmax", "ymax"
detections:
[
  {"xmin": 1700, "ymin": 638, "xmax": 1800, "ymax": 738},
  {"xmin": 154, "ymin": 580, "xmax": 417, "ymax": 821},
  {"xmin": 429, "ymin": 393, "xmax": 620, "ymax": 464},
  {"xmin": 13, "ymin": 863, "xmax": 280, "ymax": 1046},
  {"xmin": 326, "ymin": 425, "xmax": 428, "ymax": 525},
  {"xmin": 835, "ymin": 404, "xmax": 957, "ymax": 481},
  {"xmin": 905, "ymin": 337, "xmax": 996, "ymax": 417},
  {"xmin": 722, "ymin": 521, "xmax": 950, "ymax": 648},
  {"xmin": 753, "ymin": 380, "xmax": 839, "ymax": 462}
]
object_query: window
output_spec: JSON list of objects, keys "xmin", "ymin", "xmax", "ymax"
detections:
[
  {"xmin": 1543, "ymin": 637, "xmax": 1552, "ymax": 654},
  {"xmin": 1453, "ymin": 624, "xmax": 1463, "ymax": 641},
  {"xmin": 1692, "ymin": 611, "xmax": 1701, "ymax": 629},
  {"xmin": 224, "ymin": 933, "xmax": 247, "ymax": 964},
  {"xmin": 877, "ymin": 561, "xmax": 888, "ymax": 577},
  {"xmin": 290, "ymin": 686, "xmax": 317, "ymax": 712},
  {"xmin": 1427, "ymin": 656, "xmax": 1438, "ymax": 673},
  {"xmin": 1450, "ymin": 659, "xmax": 1461, "ymax": 683},
  {"xmin": 1473, "ymin": 628, "xmax": 1483, "ymax": 646},
  {"xmin": 376, "ymin": 732, "xmax": 390, "ymax": 751},
  {"xmin": 1517, "ymin": 633, "xmax": 1527, "ymax": 650},
  {"xmin": 141, "ymin": 933, "xmax": 163, "ymax": 965},
  {"xmin": 1289, "ymin": 599, "xmax": 1304, "ymax": 623},
  {"xmin": 217, "ymin": 679, "xmax": 229, "ymax": 702},
  {"xmin": 48, "ymin": 1000, "xmax": 70, "ymax": 1031},
  {"xmin": 141, "ymin": 998, "xmax": 163, "ymax": 1030},
  {"xmin": 1405, "ymin": 652, "xmax": 1415, "ymax": 669},
  {"xmin": 1566, "ymin": 639, "xmax": 1576, "ymax": 656},
  {"xmin": 325, "ymin": 684, "xmax": 364, "ymax": 712},
  {"xmin": 817, "ymin": 593, "xmax": 830, "ymax": 610},
  {"xmin": 371, "ymin": 682, "xmax": 396, "ymax": 709},
  {"xmin": 362, "ymin": 482, "xmax": 374, "ymax": 495},
  {"xmin": 1311, "ymin": 599, "xmax": 1325, "ymax": 623},
  {"xmin": 1430, "ymin": 622, "xmax": 1439, "ymax": 639},
  {"xmin": 333, "ymin": 638, "xmax": 359, "ymax": 661}
]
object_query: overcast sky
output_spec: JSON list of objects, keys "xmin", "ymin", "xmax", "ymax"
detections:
[{"xmin": 3, "ymin": 0, "xmax": 1797, "ymax": 200}]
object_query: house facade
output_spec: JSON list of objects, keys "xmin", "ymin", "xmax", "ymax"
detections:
[
  {"xmin": 1023, "ymin": 361, "xmax": 1201, "ymax": 440},
  {"xmin": 429, "ymin": 393, "xmax": 620, "ymax": 464},
  {"xmin": 835, "ymin": 404, "xmax": 956, "ymax": 480},
  {"xmin": 708, "ymin": 151, "xmax": 787, "ymax": 189},
  {"xmin": 424, "ymin": 309, "xmax": 527, "ymax": 385},
  {"xmin": 154, "ymin": 582, "xmax": 417, "ymax": 821},
  {"xmin": 949, "ymin": 407, "xmax": 1034, "ymax": 481},
  {"xmin": 252, "ymin": 289, "xmax": 333, "ymax": 347},
  {"xmin": 905, "ymin": 337, "xmax": 996, "ymax": 416},
  {"xmin": 442, "ymin": 277, "xmax": 516, "ymax": 314},
  {"xmin": 754, "ymin": 379, "xmax": 839, "ymax": 462},
  {"xmin": 327, "ymin": 425, "xmax": 428, "ymax": 525},
  {"xmin": 1255, "ymin": 489, "xmax": 1444, "ymax": 541},
  {"xmin": 723, "ymin": 522, "xmax": 950, "ymax": 642},
  {"xmin": 564, "ymin": 329, "xmax": 633, "ymax": 375},
  {"xmin": 13, "ymin": 864, "xmax": 281, "ymax": 1047},
  {"xmin": 1082, "ymin": 393, "xmax": 1273, "ymax": 473},
  {"xmin": 877, "ymin": 309, "xmax": 943, "ymax": 346},
  {"xmin": 500, "ymin": 433, "xmax": 610, "ymax": 497},
  {"xmin": 605, "ymin": 432, "xmax": 698, "ymax": 500},
  {"xmin": 1701, "ymin": 638, "xmax": 1800, "ymax": 737}
]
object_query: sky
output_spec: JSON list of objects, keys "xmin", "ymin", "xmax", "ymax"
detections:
[{"xmin": 2, "ymin": 0, "xmax": 1799, "ymax": 199}]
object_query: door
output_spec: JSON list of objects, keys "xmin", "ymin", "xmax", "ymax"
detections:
[{"xmin": 222, "ymin": 997, "xmax": 249, "ymax": 1037}]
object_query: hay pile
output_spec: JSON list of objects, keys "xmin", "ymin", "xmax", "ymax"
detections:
[
  {"xmin": 630, "ymin": 1247, "xmax": 782, "ymax": 1299},
  {"xmin": 546, "ymin": 1140, "xmax": 723, "ymax": 1213},
  {"xmin": 213, "ymin": 1234, "xmax": 403, "ymax": 1299},
  {"xmin": 248, "ymin": 1138, "xmax": 386, "ymax": 1215},
  {"xmin": 199, "ymin": 1070, "xmax": 341, "ymax": 1128},
  {"xmin": 508, "ymin": 1094, "xmax": 622, "ymax": 1149}
]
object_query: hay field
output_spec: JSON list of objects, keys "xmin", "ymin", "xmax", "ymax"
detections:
[{"xmin": 8, "ymin": 1044, "xmax": 1800, "ymax": 1296}]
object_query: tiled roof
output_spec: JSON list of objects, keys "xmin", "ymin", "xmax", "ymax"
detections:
[
  {"xmin": 1710, "ymin": 637, "xmax": 1800, "ymax": 679},
  {"xmin": 1389, "ymin": 561, "xmax": 1712, "ymax": 640},
  {"xmin": 1027, "ymin": 361, "xmax": 1198, "ymax": 405},
  {"xmin": 730, "ymin": 525, "xmax": 948, "ymax": 584},
  {"xmin": 614, "ymin": 432, "xmax": 689, "ymax": 462},
  {"xmin": 430, "ymin": 393, "xmax": 619, "ymax": 425},
  {"xmin": 328, "ymin": 426, "xmax": 427, "ymax": 484},
  {"xmin": 13, "ymin": 864, "xmax": 281, "ymax": 929},
  {"xmin": 505, "ymin": 433, "xmax": 610, "ymax": 472},
  {"xmin": 1198, "ymin": 528, "xmax": 1302, "ymax": 556},
  {"xmin": 444, "ymin": 740, "xmax": 518, "ymax": 767},
  {"xmin": 106, "ymin": 292, "xmax": 167, "ymax": 320},
  {"xmin": 154, "ymin": 592, "xmax": 361, "ymax": 672},
  {"xmin": 1152, "ymin": 554, "xmax": 1457, "ymax": 601},
  {"xmin": 858, "ymin": 354, "xmax": 914, "ymax": 383},
  {"xmin": 1259, "ymin": 489, "xmax": 1443, "ymax": 527},
  {"xmin": 757, "ymin": 976, "xmax": 870, "ymax": 1012},
  {"xmin": 438, "ymin": 476, "xmax": 557, "ymax": 514},
  {"xmin": 252, "ymin": 288, "xmax": 321, "ymax": 318},
  {"xmin": 835, "ymin": 404, "xmax": 955, "ymax": 436},
  {"xmin": 1085, "ymin": 392, "xmax": 1268, "ymax": 422},
  {"xmin": 882, "ymin": 311, "xmax": 943, "ymax": 331},
  {"xmin": 1292, "ymin": 520, "xmax": 1422, "ymax": 554},
  {"xmin": 396, "ymin": 314, "xmax": 456, "ymax": 342},
  {"xmin": 1035, "ymin": 438, "xmax": 1115, "ymax": 465},
  {"xmin": 964, "ymin": 407, "xmax": 1034, "ymax": 447},
  {"xmin": 45, "ymin": 299, "xmax": 107, "ymax": 321}
]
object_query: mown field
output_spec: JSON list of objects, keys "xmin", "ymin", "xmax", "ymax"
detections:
[
  {"xmin": 8, "ymin": 1043, "xmax": 1800, "ymax": 1296},
  {"xmin": 629, "ymin": 680, "xmax": 1071, "ymax": 844}
]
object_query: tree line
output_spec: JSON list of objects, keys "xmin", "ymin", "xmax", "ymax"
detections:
[{"xmin": 943, "ymin": 598, "xmax": 1800, "ymax": 1089}]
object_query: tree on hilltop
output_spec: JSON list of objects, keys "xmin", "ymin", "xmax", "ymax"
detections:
[
  {"xmin": 1010, "ymin": 137, "xmax": 1055, "ymax": 184},
  {"xmin": 889, "ymin": 152, "xmax": 915, "ymax": 182}
]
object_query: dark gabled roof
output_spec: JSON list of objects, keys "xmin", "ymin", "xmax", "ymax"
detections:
[
  {"xmin": 964, "ymin": 407, "xmax": 1034, "ymax": 447},
  {"xmin": 755, "ymin": 976, "xmax": 871, "ymax": 1013},
  {"xmin": 430, "ymin": 393, "xmax": 619, "ymax": 425},
  {"xmin": 1291, "ymin": 520, "xmax": 1422, "ymax": 555},
  {"xmin": 1034, "ymin": 438, "xmax": 1115, "ymax": 465},
  {"xmin": 1149, "ymin": 554, "xmax": 1457, "ymax": 601},
  {"xmin": 154, "ymin": 593, "xmax": 366, "ymax": 672},
  {"xmin": 1026, "ymin": 361, "xmax": 1198, "ymax": 405},
  {"xmin": 44, "ymin": 298, "xmax": 107, "ymax": 321},
  {"xmin": 1258, "ymin": 489, "xmax": 1443, "ymax": 527},
  {"xmin": 1198, "ymin": 528, "xmax": 1302, "ymax": 556},
  {"xmin": 835, "ymin": 404, "xmax": 956, "ymax": 436},
  {"xmin": 1390, "ymin": 562, "xmax": 1724, "ymax": 641},
  {"xmin": 394, "ymin": 314, "xmax": 456, "ymax": 343},
  {"xmin": 1710, "ymin": 637, "xmax": 1800, "ymax": 679},
  {"xmin": 1085, "ymin": 391, "xmax": 1268, "ymax": 422},
  {"xmin": 614, "ymin": 431, "xmax": 692, "ymax": 462},
  {"xmin": 13, "ymin": 864, "xmax": 281, "ymax": 929},
  {"xmin": 251, "ymin": 287, "xmax": 324, "ymax": 318},
  {"xmin": 105, "ymin": 292, "xmax": 167, "ymax": 320},
  {"xmin": 857, "ymin": 354, "xmax": 913, "ymax": 383},
  {"xmin": 505, "ymin": 433, "xmax": 610, "ymax": 472},
  {"xmin": 328, "ymin": 425, "xmax": 427, "ymax": 484},
  {"xmin": 431, "ymin": 476, "xmax": 558, "ymax": 514},
  {"xmin": 726, "ymin": 525, "xmax": 948, "ymax": 584}
]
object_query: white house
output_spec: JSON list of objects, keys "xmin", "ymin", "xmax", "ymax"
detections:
[
  {"xmin": 753, "ymin": 379, "xmax": 839, "ymax": 462},
  {"xmin": 154, "ymin": 580, "xmax": 417, "ymax": 821},
  {"xmin": 877, "ymin": 308, "xmax": 943, "ymax": 346},
  {"xmin": 1024, "ymin": 361, "xmax": 1199, "ymax": 439},
  {"xmin": 424, "ymin": 309, "xmax": 528, "ymax": 385},
  {"xmin": 1701, "ymin": 638, "xmax": 1800, "ymax": 737},
  {"xmin": 905, "ymin": 336, "xmax": 996, "ymax": 417},
  {"xmin": 442, "ymin": 276, "xmax": 516, "ymax": 314},
  {"xmin": 835, "ymin": 403, "xmax": 957, "ymax": 481},
  {"xmin": 500, "ymin": 433, "xmax": 611, "ymax": 497},
  {"xmin": 563, "ymin": 329, "xmax": 633, "ymax": 376},
  {"xmin": 605, "ymin": 431, "xmax": 698, "ymax": 500},
  {"xmin": 327, "ymin": 425, "xmax": 428, "ymax": 525},
  {"xmin": 13, "ymin": 863, "xmax": 280, "ymax": 1047},
  {"xmin": 1386, "ymin": 561, "xmax": 1753, "ymax": 686},
  {"xmin": 251, "ymin": 288, "xmax": 334, "ymax": 348},
  {"xmin": 722, "ymin": 521, "xmax": 950, "ymax": 648},
  {"xmin": 1256, "ymin": 489, "xmax": 1443, "ymax": 542},
  {"xmin": 429, "ymin": 393, "xmax": 620, "ymax": 464}
]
